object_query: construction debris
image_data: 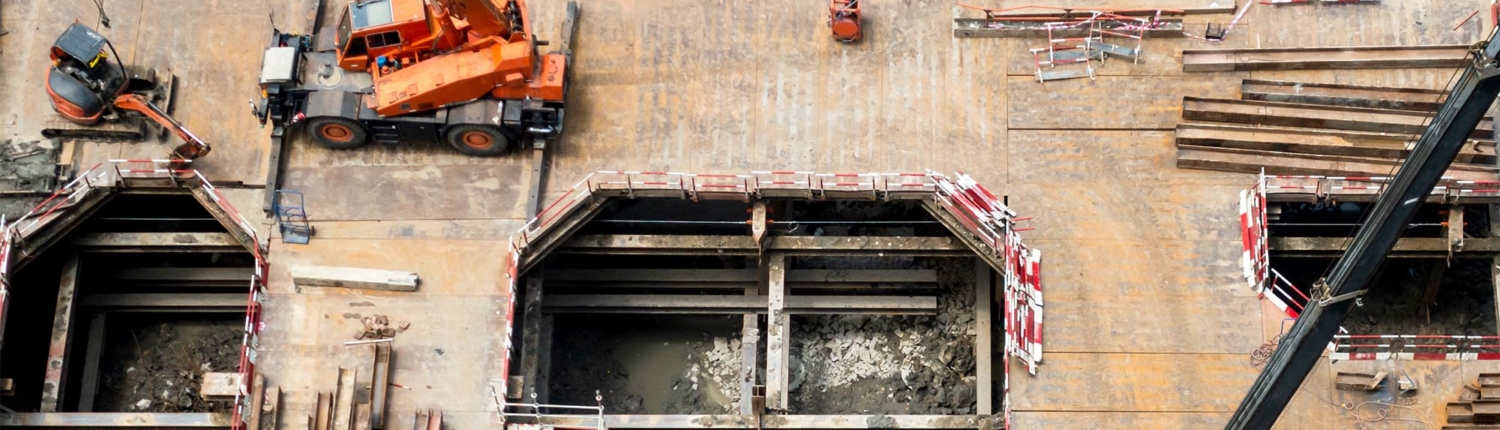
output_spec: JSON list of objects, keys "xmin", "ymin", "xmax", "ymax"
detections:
[
  {"xmin": 354, "ymin": 314, "xmax": 410, "ymax": 340},
  {"xmin": 291, "ymin": 265, "xmax": 420, "ymax": 292},
  {"xmin": 953, "ymin": 5, "xmax": 1187, "ymax": 39},
  {"xmin": 199, "ymin": 372, "xmax": 242, "ymax": 400}
]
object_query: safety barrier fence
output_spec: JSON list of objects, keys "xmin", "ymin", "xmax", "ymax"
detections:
[
  {"xmin": 501, "ymin": 170, "xmax": 1040, "ymax": 429},
  {"xmin": 1331, "ymin": 335, "xmax": 1500, "ymax": 361},
  {"xmin": 1240, "ymin": 173, "xmax": 1500, "ymax": 362},
  {"xmin": 1263, "ymin": 175, "xmax": 1500, "ymax": 198},
  {"xmin": 0, "ymin": 160, "xmax": 265, "ymax": 430},
  {"xmin": 1241, "ymin": 172, "xmax": 1270, "ymax": 294}
]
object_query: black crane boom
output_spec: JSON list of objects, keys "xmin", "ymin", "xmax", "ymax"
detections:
[{"xmin": 1227, "ymin": 31, "xmax": 1500, "ymax": 430}]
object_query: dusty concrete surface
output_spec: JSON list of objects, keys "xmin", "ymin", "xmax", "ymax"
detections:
[{"xmin": 2, "ymin": 0, "xmax": 1497, "ymax": 428}]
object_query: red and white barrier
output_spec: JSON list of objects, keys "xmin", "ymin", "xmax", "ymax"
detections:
[
  {"xmin": 1331, "ymin": 335, "xmax": 1500, "ymax": 361},
  {"xmin": 0, "ymin": 160, "xmax": 265, "ymax": 430},
  {"xmin": 1240, "ymin": 172, "xmax": 1270, "ymax": 293}
]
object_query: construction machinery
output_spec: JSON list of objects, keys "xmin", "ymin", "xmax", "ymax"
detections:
[
  {"xmin": 45, "ymin": 23, "xmax": 211, "ymax": 161},
  {"xmin": 254, "ymin": 0, "xmax": 577, "ymax": 156},
  {"xmin": 1226, "ymin": 28, "xmax": 1500, "ymax": 429},
  {"xmin": 829, "ymin": 0, "xmax": 862, "ymax": 42}
]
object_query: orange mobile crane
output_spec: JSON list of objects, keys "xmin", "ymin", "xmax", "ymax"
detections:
[{"xmin": 255, "ymin": 0, "xmax": 576, "ymax": 156}]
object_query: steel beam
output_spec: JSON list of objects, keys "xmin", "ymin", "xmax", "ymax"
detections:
[
  {"xmin": 41, "ymin": 256, "xmax": 80, "ymax": 412},
  {"xmin": 542, "ymin": 294, "xmax": 937, "ymax": 314},
  {"xmin": 764, "ymin": 254, "xmax": 789, "ymax": 412},
  {"xmin": 105, "ymin": 267, "xmax": 255, "ymax": 287},
  {"xmin": 537, "ymin": 414, "xmax": 985, "ymax": 429},
  {"xmin": 78, "ymin": 313, "xmax": 107, "ymax": 412},
  {"xmin": 540, "ymin": 268, "xmax": 936, "ymax": 287},
  {"xmin": 71, "ymin": 232, "xmax": 245, "ymax": 253},
  {"xmin": 558, "ymin": 235, "xmax": 971, "ymax": 257},
  {"xmin": 1269, "ymin": 236, "xmax": 1500, "ymax": 257},
  {"xmin": 1174, "ymin": 124, "xmax": 1497, "ymax": 165},
  {"xmin": 1240, "ymin": 79, "xmax": 1449, "ymax": 112},
  {"xmin": 974, "ymin": 259, "xmax": 993, "ymax": 415},
  {"xmin": 1183, "ymin": 44, "xmax": 1470, "ymax": 72},
  {"xmin": 520, "ymin": 272, "xmax": 549, "ymax": 400},
  {"xmin": 80, "ymin": 294, "xmax": 246, "ymax": 311},
  {"xmin": 1182, "ymin": 97, "xmax": 1493, "ymax": 138},
  {"xmin": 0, "ymin": 413, "xmax": 231, "ymax": 427}
]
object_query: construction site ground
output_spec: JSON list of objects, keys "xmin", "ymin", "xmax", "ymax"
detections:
[{"xmin": 3, "ymin": 0, "xmax": 1498, "ymax": 428}]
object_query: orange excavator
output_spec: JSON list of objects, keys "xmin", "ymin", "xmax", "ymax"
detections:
[
  {"xmin": 45, "ymin": 23, "xmax": 211, "ymax": 160},
  {"xmin": 255, "ymin": 0, "xmax": 576, "ymax": 156}
]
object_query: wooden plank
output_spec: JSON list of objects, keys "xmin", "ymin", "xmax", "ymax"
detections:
[
  {"xmin": 412, "ymin": 410, "xmax": 429, "ymax": 430},
  {"xmin": 974, "ymin": 259, "xmax": 993, "ymax": 415},
  {"xmin": 1182, "ymin": 97, "xmax": 1493, "ymax": 138},
  {"xmin": 78, "ymin": 313, "xmax": 107, "ymax": 411},
  {"xmin": 315, "ymin": 392, "xmax": 332, "ymax": 430},
  {"xmin": 291, "ymin": 265, "xmax": 420, "ymax": 291},
  {"xmin": 1176, "ymin": 145, "xmax": 1499, "ymax": 182},
  {"xmin": 764, "ymin": 254, "xmax": 789, "ymax": 412},
  {"xmin": 41, "ymin": 256, "xmax": 80, "ymax": 412},
  {"xmin": 1175, "ymin": 124, "xmax": 1497, "ymax": 165},
  {"xmin": 248, "ymin": 374, "xmax": 266, "ymax": 430},
  {"xmin": 200, "ymin": 372, "xmax": 243, "ymax": 400},
  {"xmin": 540, "ymin": 414, "xmax": 986, "ymax": 429},
  {"xmin": 1240, "ymin": 79, "xmax": 1448, "ymax": 111},
  {"xmin": 1183, "ymin": 44, "xmax": 1470, "ymax": 72},
  {"xmin": 333, "ymin": 368, "xmax": 356, "ymax": 430}
]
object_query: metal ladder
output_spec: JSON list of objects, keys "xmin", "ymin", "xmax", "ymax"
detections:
[
  {"xmin": 274, "ymin": 190, "xmax": 314, "ymax": 244},
  {"xmin": 1030, "ymin": 20, "xmax": 1101, "ymax": 82}
]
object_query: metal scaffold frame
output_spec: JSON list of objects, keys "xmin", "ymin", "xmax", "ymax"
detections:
[
  {"xmin": 0, "ymin": 160, "xmax": 266, "ymax": 430},
  {"xmin": 497, "ymin": 170, "xmax": 1043, "ymax": 429}
]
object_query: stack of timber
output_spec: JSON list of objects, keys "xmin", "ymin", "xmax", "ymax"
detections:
[
  {"xmin": 1175, "ymin": 79, "xmax": 1499, "ymax": 181},
  {"xmin": 308, "ymin": 344, "xmax": 393, "ymax": 430},
  {"xmin": 1445, "ymin": 373, "xmax": 1500, "ymax": 429}
]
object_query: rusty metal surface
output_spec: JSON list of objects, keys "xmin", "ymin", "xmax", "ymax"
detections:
[{"xmin": 0, "ymin": 0, "xmax": 1487, "ymax": 428}]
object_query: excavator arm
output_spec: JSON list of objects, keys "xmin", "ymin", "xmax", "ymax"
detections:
[
  {"xmin": 112, "ymin": 93, "xmax": 212, "ymax": 161},
  {"xmin": 1226, "ymin": 29, "xmax": 1500, "ymax": 429}
]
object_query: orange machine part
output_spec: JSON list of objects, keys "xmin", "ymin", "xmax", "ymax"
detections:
[
  {"xmin": 373, "ymin": 38, "xmax": 566, "ymax": 116},
  {"xmin": 830, "ymin": 0, "xmax": 861, "ymax": 42}
]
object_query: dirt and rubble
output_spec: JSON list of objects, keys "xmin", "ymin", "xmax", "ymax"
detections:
[
  {"xmin": 787, "ymin": 257, "xmax": 978, "ymax": 414},
  {"xmin": 96, "ymin": 317, "xmax": 241, "ymax": 413},
  {"xmin": 1275, "ymin": 258, "xmax": 1497, "ymax": 336},
  {"xmin": 1344, "ymin": 258, "xmax": 1497, "ymax": 336},
  {"xmin": 549, "ymin": 257, "xmax": 982, "ymax": 415}
]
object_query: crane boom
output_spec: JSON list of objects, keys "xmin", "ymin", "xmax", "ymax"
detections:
[{"xmin": 1226, "ymin": 29, "xmax": 1500, "ymax": 429}]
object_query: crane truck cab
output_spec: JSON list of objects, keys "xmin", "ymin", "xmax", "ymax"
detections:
[{"xmin": 255, "ymin": 0, "xmax": 575, "ymax": 157}]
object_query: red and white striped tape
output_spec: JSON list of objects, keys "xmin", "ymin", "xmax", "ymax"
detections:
[{"xmin": 1331, "ymin": 335, "xmax": 1500, "ymax": 361}]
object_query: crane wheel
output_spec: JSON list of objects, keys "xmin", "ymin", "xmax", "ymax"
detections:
[
  {"xmin": 445, "ymin": 125, "xmax": 510, "ymax": 156},
  {"xmin": 307, "ymin": 117, "xmax": 369, "ymax": 150}
]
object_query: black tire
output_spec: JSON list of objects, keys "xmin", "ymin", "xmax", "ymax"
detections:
[
  {"xmin": 445, "ymin": 124, "xmax": 510, "ymax": 156},
  {"xmin": 307, "ymin": 117, "xmax": 369, "ymax": 150}
]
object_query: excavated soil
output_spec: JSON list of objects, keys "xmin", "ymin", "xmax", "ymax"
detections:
[{"xmin": 96, "ymin": 317, "xmax": 241, "ymax": 412}]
